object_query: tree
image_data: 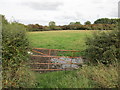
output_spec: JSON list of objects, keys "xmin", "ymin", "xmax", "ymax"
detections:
[
  {"xmin": 49, "ymin": 21, "xmax": 56, "ymax": 30},
  {"xmin": 27, "ymin": 24, "xmax": 44, "ymax": 31},
  {"xmin": 69, "ymin": 22, "xmax": 75, "ymax": 25},
  {"xmin": 0, "ymin": 14, "xmax": 8, "ymax": 24},
  {"xmin": 84, "ymin": 21, "xmax": 91, "ymax": 25},
  {"xmin": 75, "ymin": 22, "xmax": 81, "ymax": 25},
  {"xmin": 94, "ymin": 18, "xmax": 110, "ymax": 24},
  {"xmin": 69, "ymin": 22, "xmax": 81, "ymax": 25},
  {"xmin": 94, "ymin": 18, "xmax": 119, "ymax": 24}
]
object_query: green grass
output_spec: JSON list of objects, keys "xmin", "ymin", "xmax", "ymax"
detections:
[
  {"xmin": 27, "ymin": 30, "xmax": 118, "ymax": 88},
  {"xmin": 28, "ymin": 30, "xmax": 97, "ymax": 88},
  {"xmin": 35, "ymin": 70, "xmax": 95, "ymax": 88},
  {"xmin": 35, "ymin": 63, "xmax": 118, "ymax": 88},
  {"xmin": 28, "ymin": 30, "xmax": 96, "ymax": 51}
]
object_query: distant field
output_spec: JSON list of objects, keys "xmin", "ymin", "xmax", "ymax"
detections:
[{"xmin": 28, "ymin": 30, "xmax": 98, "ymax": 51}]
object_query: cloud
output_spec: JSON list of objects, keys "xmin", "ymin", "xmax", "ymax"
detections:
[
  {"xmin": 109, "ymin": 9, "xmax": 118, "ymax": 17},
  {"xmin": 0, "ymin": 0, "xmax": 119, "ymax": 25},
  {"xmin": 22, "ymin": 1, "xmax": 63, "ymax": 11}
]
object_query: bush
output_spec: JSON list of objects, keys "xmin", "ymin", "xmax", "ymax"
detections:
[
  {"xmin": 2, "ymin": 16, "xmax": 36, "ymax": 88},
  {"xmin": 77, "ymin": 63, "xmax": 119, "ymax": 88},
  {"xmin": 85, "ymin": 30, "xmax": 120, "ymax": 64}
]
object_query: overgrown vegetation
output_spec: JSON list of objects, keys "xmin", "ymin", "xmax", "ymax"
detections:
[
  {"xmin": 85, "ymin": 30, "xmax": 120, "ymax": 64},
  {"xmin": 78, "ymin": 63, "xmax": 119, "ymax": 88},
  {"xmin": 31, "ymin": 27, "xmax": 119, "ymax": 88},
  {"xmin": 1, "ymin": 14, "xmax": 119, "ymax": 88},
  {"xmin": 35, "ymin": 70, "xmax": 95, "ymax": 88},
  {"xmin": 36, "ymin": 63, "xmax": 119, "ymax": 88},
  {"xmin": 2, "ymin": 15, "xmax": 36, "ymax": 88}
]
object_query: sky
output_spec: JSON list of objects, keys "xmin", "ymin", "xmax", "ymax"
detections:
[{"xmin": 0, "ymin": 0, "xmax": 119, "ymax": 25}]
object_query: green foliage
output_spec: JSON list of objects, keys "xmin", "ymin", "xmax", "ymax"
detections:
[
  {"xmin": 27, "ymin": 24, "xmax": 44, "ymax": 31},
  {"xmin": 75, "ymin": 22, "xmax": 81, "ymax": 25},
  {"xmin": 69, "ymin": 22, "xmax": 75, "ymax": 25},
  {"xmin": 43, "ymin": 26, "xmax": 50, "ymax": 31},
  {"xmin": 49, "ymin": 21, "xmax": 56, "ymax": 30},
  {"xmin": 53, "ymin": 26, "xmax": 62, "ymax": 30},
  {"xmin": 94, "ymin": 18, "xmax": 119, "ymax": 24},
  {"xmin": 2, "ymin": 16, "xmax": 36, "ymax": 88},
  {"xmin": 1, "ymin": 15, "xmax": 8, "ymax": 24},
  {"xmin": 85, "ymin": 30, "xmax": 120, "ymax": 64},
  {"xmin": 26, "ymin": 18, "xmax": 118, "ymax": 32},
  {"xmin": 3, "ymin": 65, "xmax": 36, "ymax": 88},
  {"xmin": 84, "ymin": 21, "xmax": 91, "ymax": 25},
  {"xmin": 35, "ymin": 63, "xmax": 118, "ymax": 88},
  {"xmin": 78, "ymin": 63, "xmax": 119, "ymax": 88},
  {"xmin": 69, "ymin": 22, "xmax": 81, "ymax": 25},
  {"xmin": 35, "ymin": 70, "xmax": 95, "ymax": 88}
]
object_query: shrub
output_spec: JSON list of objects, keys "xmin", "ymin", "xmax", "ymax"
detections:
[
  {"xmin": 27, "ymin": 24, "xmax": 44, "ymax": 31},
  {"xmin": 77, "ymin": 63, "xmax": 119, "ymax": 88},
  {"xmin": 43, "ymin": 26, "xmax": 50, "ymax": 31},
  {"xmin": 2, "ymin": 16, "xmax": 36, "ymax": 88},
  {"xmin": 54, "ymin": 26, "xmax": 62, "ymax": 30},
  {"xmin": 85, "ymin": 30, "xmax": 120, "ymax": 64}
]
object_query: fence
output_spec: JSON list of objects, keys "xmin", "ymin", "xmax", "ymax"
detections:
[{"xmin": 30, "ymin": 48, "xmax": 83, "ymax": 72}]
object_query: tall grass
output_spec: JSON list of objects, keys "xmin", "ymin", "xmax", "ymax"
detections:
[
  {"xmin": 77, "ymin": 63, "xmax": 119, "ymax": 88},
  {"xmin": 35, "ymin": 62, "xmax": 119, "ymax": 88},
  {"xmin": 35, "ymin": 70, "xmax": 95, "ymax": 88}
]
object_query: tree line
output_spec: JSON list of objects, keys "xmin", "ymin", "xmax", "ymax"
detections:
[{"xmin": 27, "ymin": 18, "xmax": 119, "ymax": 31}]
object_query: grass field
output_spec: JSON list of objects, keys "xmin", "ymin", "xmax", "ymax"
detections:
[
  {"xmin": 28, "ymin": 30, "xmax": 118, "ymax": 88},
  {"xmin": 28, "ymin": 30, "xmax": 97, "ymax": 51},
  {"xmin": 28, "ymin": 30, "xmax": 97, "ymax": 88}
]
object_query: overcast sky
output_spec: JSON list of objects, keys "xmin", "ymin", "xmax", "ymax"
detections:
[{"xmin": 0, "ymin": 0, "xmax": 119, "ymax": 25}]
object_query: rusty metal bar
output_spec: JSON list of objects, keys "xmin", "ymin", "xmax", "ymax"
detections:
[
  {"xmin": 31, "ymin": 55, "xmax": 62, "ymax": 58},
  {"xmin": 34, "ymin": 48, "xmax": 80, "ymax": 52},
  {"xmin": 70, "ymin": 57, "xmax": 72, "ymax": 67},
  {"xmin": 48, "ymin": 49, "xmax": 51, "ymax": 69},
  {"xmin": 32, "ymin": 50, "xmax": 48, "ymax": 56},
  {"xmin": 71, "ymin": 52, "xmax": 74, "ymax": 67},
  {"xmin": 30, "ymin": 63, "xmax": 82, "ymax": 65},
  {"xmin": 48, "ymin": 49, "xmax": 51, "ymax": 55},
  {"xmin": 31, "ymin": 55, "xmax": 81, "ymax": 58},
  {"xmin": 30, "ymin": 48, "xmax": 82, "ymax": 72},
  {"xmin": 31, "ymin": 69, "xmax": 65, "ymax": 71}
]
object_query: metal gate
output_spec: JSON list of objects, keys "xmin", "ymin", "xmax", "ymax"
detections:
[{"xmin": 30, "ymin": 48, "xmax": 83, "ymax": 72}]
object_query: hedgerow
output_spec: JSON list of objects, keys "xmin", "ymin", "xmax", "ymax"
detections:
[
  {"xmin": 85, "ymin": 29, "xmax": 120, "ymax": 64},
  {"xmin": 2, "ymin": 15, "xmax": 36, "ymax": 88}
]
